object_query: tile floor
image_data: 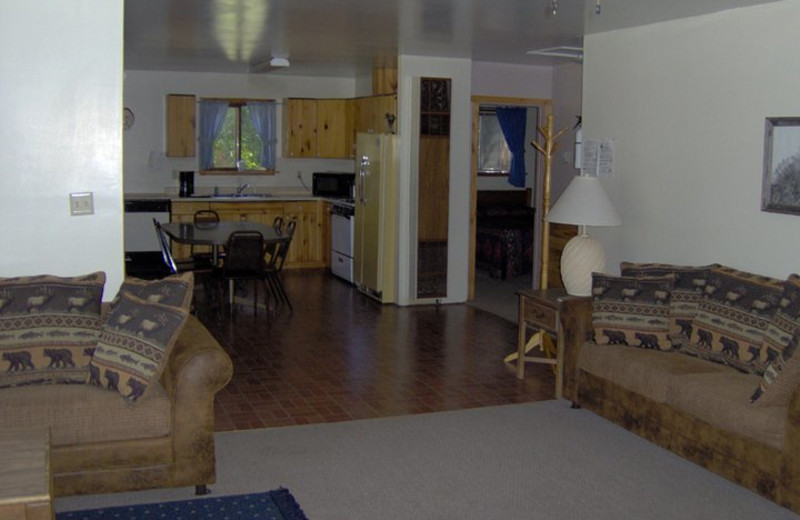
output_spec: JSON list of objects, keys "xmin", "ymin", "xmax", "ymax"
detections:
[{"xmin": 195, "ymin": 270, "xmax": 555, "ymax": 432}]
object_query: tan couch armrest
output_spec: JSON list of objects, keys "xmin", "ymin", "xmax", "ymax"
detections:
[
  {"xmin": 560, "ymin": 297, "xmax": 593, "ymax": 403},
  {"xmin": 160, "ymin": 315, "xmax": 233, "ymax": 485}
]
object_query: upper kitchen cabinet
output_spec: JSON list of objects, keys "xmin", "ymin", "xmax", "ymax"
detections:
[
  {"xmin": 166, "ymin": 94, "xmax": 196, "ymax": 157},
  {"xmin": 354, "ymin": 94, "xmax": 397, "ymax": 135},
  {"xmin": 283, "ymin": 98, "xmax": 353, "ymax": 159}
]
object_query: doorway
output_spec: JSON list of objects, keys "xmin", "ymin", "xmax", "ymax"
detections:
[{"xmin": 468, "ymin": 95, "xmax": 551, "ymax": 321}]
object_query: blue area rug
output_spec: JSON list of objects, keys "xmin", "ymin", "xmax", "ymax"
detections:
[{"xmin": 57, "ymin": 488, "xmax": 308, "ymax": 520}]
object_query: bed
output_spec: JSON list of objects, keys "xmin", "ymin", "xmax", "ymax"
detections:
[{"xmin": 475, "ymin": 190, "xmax": 535, "ymax": 279}]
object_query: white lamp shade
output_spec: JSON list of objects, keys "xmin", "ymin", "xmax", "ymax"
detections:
[{"xmin": 546, "ymin": 175, "xmax": 620, "ymax": 226}]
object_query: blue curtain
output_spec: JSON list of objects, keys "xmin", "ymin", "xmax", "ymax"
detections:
[
  {"xmin": 198, "ymin": 100, "xmax": 229, "ymax": 170},
  {"xmin": 496, "ymin": 107, "xmax": 528, "ymax": 188},
  {"xmin": 247, "ymin": 101, "xmax": 277, "ymax": 170}
]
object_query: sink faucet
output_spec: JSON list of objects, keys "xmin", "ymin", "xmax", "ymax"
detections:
[{"xmin": 235, "ymin": 183, "xmax": 250, "ymax": 196}]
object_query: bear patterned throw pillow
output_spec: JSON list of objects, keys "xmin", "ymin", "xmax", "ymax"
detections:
[
  {"xmin": 88, "ymin": 292, "xmax": 189, "ymax": 403},
  {"xmin": 591, "ymin": 273, "xmax": 674, "ymax": 351},
  {"xmin": 0, "ymin": 272, "xmax": 106, "ymax": 388},
  {"xmin": 686, "ymin": 266, "xmax": 783, "ymax": 374},
  {"xmin": 620, "ymin": 262, "xmax": 716, "ymax": 345}
]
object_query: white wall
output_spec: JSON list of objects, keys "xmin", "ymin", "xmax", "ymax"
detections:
[
  {"xmin": 124, "ymin": 70, "xmax": 358, "ymax": 194},
  {"xmin": 551, "ymin": 62, "xmax": 583, "ymax": 201},
  {"xmin": 0, "ymin": 0, "xmax": 125, "ymax": 295},
  {"xmin": 583, "ymin": 0, "xmax": 800, "ymax": 279},
  {"xmin": 397, "ymin": 56, "xmax": 473, "ymax": 305}
]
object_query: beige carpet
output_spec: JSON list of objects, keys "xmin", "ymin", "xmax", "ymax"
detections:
[{"xmin": 56, "ymin": 400, "xmax": 800, "ymax": 520}]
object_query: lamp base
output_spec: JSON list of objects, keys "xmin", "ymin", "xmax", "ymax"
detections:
[{"xmin": 560, "ymin": 233, "xmax": 605, "ymax": 296}]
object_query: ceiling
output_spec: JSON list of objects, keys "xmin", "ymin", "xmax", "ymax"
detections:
[{"xmin": 124, "ymin": 0, "xmax": 781, "ymax": 77}]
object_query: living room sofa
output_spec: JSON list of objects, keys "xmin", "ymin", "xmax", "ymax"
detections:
[
  {"xmin": 560, "ymin": 263, "xmax": 800, "ymax": 514},
  {"xmin": 0, "ymin": 272, "xmax": 233, "ymax": 496}
]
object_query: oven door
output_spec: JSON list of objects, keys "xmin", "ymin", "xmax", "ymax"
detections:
[{"xmin": 331, "ymin": 212, "xmax": 354, "ymax": 283}]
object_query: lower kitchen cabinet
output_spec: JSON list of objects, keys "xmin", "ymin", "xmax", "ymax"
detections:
[{"xmin": 170, "ymin": 200, "xmax": 326, "ymax": 269}]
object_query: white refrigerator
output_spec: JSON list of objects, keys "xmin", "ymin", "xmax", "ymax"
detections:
[{"xmin": 353, "ymin": 132, "xmax": 398, "ymax": 303}]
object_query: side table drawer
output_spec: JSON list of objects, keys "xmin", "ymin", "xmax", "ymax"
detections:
[{"xmin": 522, "ymin": 303, "xmax": 557, "ymax": 332}]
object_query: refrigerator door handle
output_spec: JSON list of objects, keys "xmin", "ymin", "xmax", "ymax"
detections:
[{"xmin": 359, "ymin": 155, "xmax": 369, "ymax": 203}]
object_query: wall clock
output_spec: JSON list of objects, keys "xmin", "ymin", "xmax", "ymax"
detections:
[{"xmin": 123, "ymin": 107, "xmax": 135, "ymax": 131}]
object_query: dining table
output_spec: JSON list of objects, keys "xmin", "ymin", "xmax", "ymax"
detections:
[{"xmin": 161, "ymin": 220, "xmax": 285, "ymax": 266}]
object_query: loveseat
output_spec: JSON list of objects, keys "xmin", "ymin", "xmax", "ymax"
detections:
[
  {"xmin": 560, "ymin": 263, "xmax": 800, "ymax": 514},
  {"xmin": 0, "ymin": 272, "xmax": 233, "ymax": 496}
]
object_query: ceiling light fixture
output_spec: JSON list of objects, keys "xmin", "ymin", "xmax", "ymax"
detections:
[
  {"xmin": 595, "ymin": 0, "xmax": 602, "ymax": 15},
  {"xmin": 248, "ymin": 56, "xmax": 290, "ymax": 73},
  {"xmin": 526, "ymin": 46, "xmax": 584, "ymax": 62},
  {"xmin": 550, "ymin": 0, "xmax": 558, "ymax": 16}
]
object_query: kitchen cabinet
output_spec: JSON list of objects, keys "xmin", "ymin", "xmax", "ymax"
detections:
[
  {"xmin": 354, "ymin": 94, "xmax": 397, "ymax": 135},
  {"xmin": 171, "ymin": 200, "xmax": 326, "ymax": 269},
  {"xmin": 166, "ymin": 94, "xmax": 196, "ymax": 157},
  {"xmin": 283, "ymin": 98, "xmax": 353, "ymax": 159},
  {"xmin": 282, "ymin": 201, "xmax": 323, "ymax": 268}
]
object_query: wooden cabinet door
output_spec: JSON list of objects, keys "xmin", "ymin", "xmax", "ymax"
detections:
[
  {"xmin": 166, "ymin": 94, "xmax": 196, "ymax": 157},
  {"xmin": 283, "ymin": 201, "xmax": 323, "ymax": 268},
  {"xmin": 316, "ymin": 99, "xmax": 352, "ymax": 159},
  {"xmin": 284, "ymin": 98, "xmax": 317, "ymax": 157},
  {"xmin": 354, "ymin": 94, "xmax": 397, "ymax": 135}
]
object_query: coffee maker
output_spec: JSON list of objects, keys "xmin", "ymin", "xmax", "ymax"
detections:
[{"xmin": 179, "ymin": 171, "xmax": 194, "ymax": 197}]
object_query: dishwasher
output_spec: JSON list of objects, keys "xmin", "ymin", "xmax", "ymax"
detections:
[{"xmin": 124, "ymin": 198, "xmax": 171, "ymax": 278}]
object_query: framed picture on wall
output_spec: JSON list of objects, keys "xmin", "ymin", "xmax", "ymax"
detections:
[{"xmin": 762, "ymin": 117, "xmax": 800, "ymax": 215}]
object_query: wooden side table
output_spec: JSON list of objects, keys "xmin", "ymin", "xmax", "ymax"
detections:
[
  {"xmin": 506, "ymin": 289, "xmax": 588, "ymax": 399},
  {"xmin": 0, "ymin": 428, "xmax": 52, "ymax": 520}
]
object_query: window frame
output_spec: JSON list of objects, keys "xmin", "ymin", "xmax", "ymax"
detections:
[{"xmin": 199, "ymin": 97, "xmax": 276, "ymax": 176}]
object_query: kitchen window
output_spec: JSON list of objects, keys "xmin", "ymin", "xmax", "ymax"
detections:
[{"xmin": 199, "ymin": 98, "xmax": 277, "ymax": 175}]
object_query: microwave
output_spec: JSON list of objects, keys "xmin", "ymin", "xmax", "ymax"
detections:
[{"xmin": 312, "ymin": 172, "xmax": 355, "ymax": 199}]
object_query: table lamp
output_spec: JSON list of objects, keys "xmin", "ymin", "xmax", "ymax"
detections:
[{"xmin": 546, "ymin": 174, "xmax": 621, "ymax": 296}]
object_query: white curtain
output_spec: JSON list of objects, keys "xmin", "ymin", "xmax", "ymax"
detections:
[
  {"xmin": 247, "ymin": 101, "xmax": 277, "ymax": 170},
  {"xmin": 198, "ymin": 100, "xmax": 229, "ymax": 170}
]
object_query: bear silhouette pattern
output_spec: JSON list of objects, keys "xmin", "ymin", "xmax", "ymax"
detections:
[
  {"xmin": 635, "ymin": 332, "xmax": 660, "ymax": 349},
  {"xmin": 44, "ymin": 348, "xmax": 75, "ymax": 368},
  {"xmin": 3, "ymin": 351, "xmax": 34, "ymax": 372},
  {"xmin": 126, "ymin": 378, "xmax": 148, "ymax": 402}
]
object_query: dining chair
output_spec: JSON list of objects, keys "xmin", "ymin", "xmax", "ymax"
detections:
[
  {"xmin": 153, "ymin": 219, "xmax": 215, "ymax": 311},
  {"xmin": 216, "ymin": 230, "xmax": 267, "ymax": 313},
  {"xmin": 264, "ymin": 216, "xmax": 286, "ymax": 265},
  {"xmin": 264, "ymin": 219, "xmax": 296, "ymax": 310},
  {"xmin": 191, "ymin": 210, "xmax": 221, "ymax": 264},
  {"xmin": 154, "ymin": 218, "xmax": 194, "ymax": 275}
]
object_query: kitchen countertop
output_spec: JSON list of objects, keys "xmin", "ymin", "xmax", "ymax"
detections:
[{"xmin": 124, "ymin": 191, "xmax": 322, "ymax": 203}]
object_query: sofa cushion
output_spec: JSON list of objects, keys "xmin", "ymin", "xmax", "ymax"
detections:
[
  {"xmin": 578, "ymin": 341, "xmax": 729, "ymax": 403},
  {"xmin": 591, "ymin": 273, "xmax": 674, "ymax": 351},
  {"xmin": 89, "ymin": 293, "xmax": 189, "ymax": 403},
  {"xmin": 620, "ymin": 262, "xmax": 715, "ymax": 339},
  {"xmin": 113, "ymin": 273, "xmax": 194, "ymax": 310},
  {"xmin": 667, "ymin": 372, "xmax": 785, "ymax": 450},
  {"xmin": 0, "ymin": 382, "xmax": 171, "ymax": 446},
  {"xmin": 751, "ymin": 275, "xmax": 800, "ymax": 405},
  {"xmin": 0, "ymin": 272, "xmax": 106, "ymax": 388},
  {"xmin": 752, "ymin": 330, "xmax": 800, "ymax": 406},
  {"xmin": 685, "ymin": 266, "xmax": 783, "ymax": 374}
]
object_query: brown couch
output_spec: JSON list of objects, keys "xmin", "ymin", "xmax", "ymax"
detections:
[
  {"xmin": 0, "ymin": 314, "xmax": 233, "ymax": 496},
  {"xmin": 560, "ymin": 287, "xmax": 800, "ymax": 514}
]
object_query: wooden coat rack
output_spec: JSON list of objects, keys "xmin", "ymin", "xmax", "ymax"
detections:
[{"xmin": 504, "ymin": 112, "xmax": 567, "ymax": 368}]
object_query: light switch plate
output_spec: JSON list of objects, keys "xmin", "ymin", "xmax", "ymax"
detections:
[{"xmin": 70, "ymin": 192, "xmax": 94, "ymax": 216}]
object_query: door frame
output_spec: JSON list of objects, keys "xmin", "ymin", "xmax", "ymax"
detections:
[{"xmin": 468, "ymin": 95, "xmax": 552, "ymax": 300}]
